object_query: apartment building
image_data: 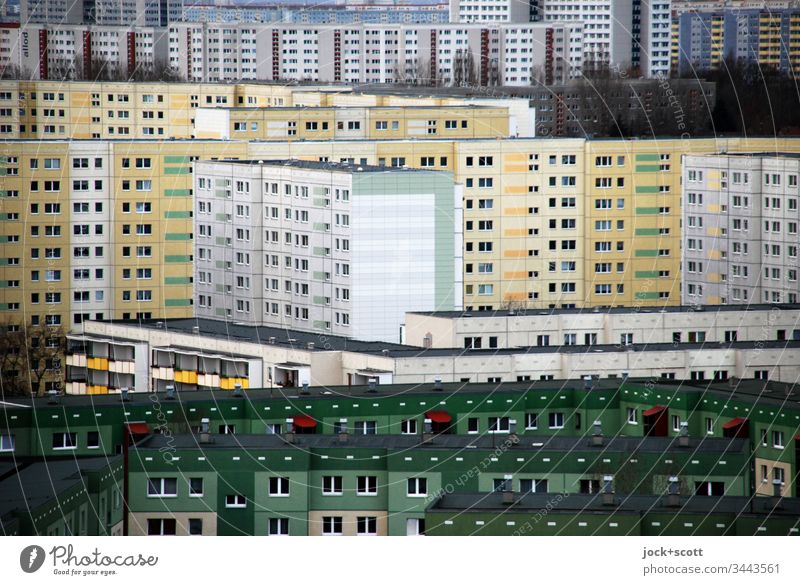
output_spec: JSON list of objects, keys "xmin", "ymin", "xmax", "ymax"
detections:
[
  {"xmin": 15, "ymin": 24, "xmax": 169, "ymax": 81},
  {"xmin": 449, "ymin": 0, "xmax": 532, "ymax": 23},
  {"xmin": 0, "ymin": 79, "xmax": 527, "ymax": 140},
  {"xmin": 65, "ymin": 318, "xmax": 800, "ymax": 394},
  {"xmin": 20, "ymin": 0, "xmax": 183, "ymax": 26},
  {"xmin": 0, "ymin": 140, "xmax": 249, "ymax": 331},
  {"xmin": 193, "ymin": 159, "xmax": 462, "ymax": 342},
  {"xmin": 5, "ymin": 134, "xmax": 800, "ymax": 329},
  {"xmin": 404, "ymin": 303, "xmax": 800, "ymax": 348},
  {"xmin": 427, "ymin": 492, "xmax": 800, "ymax": 536},
  {"xmin": 671, "ymin": 8, "xmax": 800, "ymax": 75},
  {"xmin": 181, "ymin": 4, "xmax": 451, "ymax": 24},
  {"xmin": 682, "ymin": 153, "xmax": 800, "ymax": 306},
  {"xmin": 3, "ymin": 376, "xmax": 798, "ymax": 535},
  {"xmin": 166, "ymin": 21, "xmax": 581, "ymax": 85},
  {"xmin": 193, "ymin": 104, "xmax": 523, "ymax": 141}
]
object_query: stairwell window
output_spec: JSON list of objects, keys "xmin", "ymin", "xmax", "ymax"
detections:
[
  {"xmin": 269, "ymin": 477, "xmax": 290, "ymax": 496},
  {"xmin": 407, "ymin": 478, "xmax": 428, "ymax": 497},
  {"xmin": 147, "ymin": 478, "xmax": 177, "ymax": 497}
]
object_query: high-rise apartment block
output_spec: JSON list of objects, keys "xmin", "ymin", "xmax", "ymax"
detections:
[
  {"xmin": 193, "ymin": 160, "xmax": 463, "ymax": 342},
  {"xmin": 682, "ymin": 153, "xmax": 800, "ymax": 306},
  {"xmin": 671, "ymin": 8, "xmax": 800, "ymax": 75}
]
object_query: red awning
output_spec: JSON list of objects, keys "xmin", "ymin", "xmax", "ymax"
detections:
[
  {"xmin": 643, "ymin": 405, "xmax": 666, "ymax": 417},
  {"xmin": 722, "ymin": 417, "xmax": 748, "ymax": 430},
  {"xmin": 292, "ymin": 414, "xmax": 317, "ymax": 429},
  {"xmin": 426, "ymin": 410, "xmax": 452, "ymax": 424},
  {"xmin": 126, "ymin": 422, "xmax": 150, "ymax": 435}
]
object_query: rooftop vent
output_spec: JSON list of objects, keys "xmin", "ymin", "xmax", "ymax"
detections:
[
  {"xmin": 192, "ymin": 326, "xmax": 200, "ymax": 334},
  {"xmin": 602, "ymin": 475, "xmax": 615, "ymax": 506},
  {"xmin": 268, "ymin": 337, "xmax": 276, "ymax": 344},
  {"xmin": 678, "ymin": 422, "xmax": 690, "ymax": 447},
  {"xmin": 300, "ymin": 382, "xmax": 310, "ymax": 395},
  {"xmin": 46, "ymin": 389, "xmax": 60, "ymax": 405},
  {"xmin": 232, "ymin": 383, "xmax": 244, "ymax": 398},
  {"xmin": 165, "ymin": 384, "xmax": 175, "ymax": 400},
  {"xmin": 199, "ymin": 418, "xmax": 212, "ymax": 444},
  {"xmin": 434, "ymin": 377, "xmax": 443, "ymax": 391},
  {"xmin": 120, "ymin": 387, "xmax": 131, "ymax": 402},
  {"xmin": 666, "ymin": 476, "xmax": 681, "ymax": 507},
  {"xmin": 591, "ymin": 420, "xmax": 603, "ymax": 446},
  {"xmin": 307, "ymin": 342, "xmax": 315, "ymax": 350},
  {"xmin": 367, "ymin": 378, "xmax": 378, "ymax": 393}
]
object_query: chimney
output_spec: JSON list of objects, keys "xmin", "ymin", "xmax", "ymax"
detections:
[
  {"xmin": 678, "ymin": 422, "xmax": 690, "ymax": 447},
  {"xmin": 771, "ymin": 479, "xmax": 783, "ymax": 509},
  {"xmin": 666, "ymin": 476, "xmax": 680, "ymax": 507},
  {"xmin": 601, "ymin": 475, "xmax": 615, "ymax": 506},
  {"xmin": 192, "ymin": 325, "xmax": 200, "ymax": 334},
  {"xmin": 434, "ymin": 377, "xmax": 443, "ymax": 391},
  {"xmin": 591, "ymin": 419, "xmax": 603, "ymax": 446},
  {"xmin": 307, "ymin": 342, "xmax": 314, "ymax": 350},
  {"xmin": 268, "ymin": 337, "xmax": 276, "ymax": 344},
  {"xmin": 199, "ymin": 418, "xmax": 212, "ymax": 443},
  {"xmin": 165, "ymin": 384, "xmax": 175, "ymax": 400}
]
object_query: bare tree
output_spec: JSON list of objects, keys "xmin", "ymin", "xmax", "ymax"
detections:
[
  {"xmin": 452, "ymin": 50, "xmax": 477, "ymax": 87},
  {"xmin": 0, "ymin": 320, "xmax": 66, "ymax": 397}
]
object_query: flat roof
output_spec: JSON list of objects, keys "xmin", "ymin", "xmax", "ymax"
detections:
[
  {"xmin": 409, "ymin": 303, "xmax": 800, "ymax": 319},
  {"xmin": 135, "ymin": 431, "xmax": 747, "ymax": 455},
  {"xmin": 427, "ymin": 491, "xmax": 800, "ymax": 516},
  {"xmin": 196, "ymin": 159, "xmax": 429, "ymax": 173},
  {"xmin": 90, "ymin": 318, "xmax": 800, "ymax": 360},
  {"xmin": 211, "ymin": 104, "xmax": 497, "ymax": 111},
  {"xmin": 0, "ymin": 457, "xmax": 119, "ymax": 523},
  {"xmin": 5, "ymin": 377, "xmax": 798, "ymax": 411}
]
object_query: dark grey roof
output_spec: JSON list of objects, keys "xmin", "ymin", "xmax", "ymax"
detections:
[
  {"xmin": 135, "ymin": 431, "xmax": 748, "ymax": 455},
  {"xmin": 101, "ymin": 317, "xmax": 416, "ymax": 353},
  {"xmin": 0, "ymin": 457, "xmax": 119, "ymax": 522},
  {"xmin": 94, "ymin": 317, "xmax": 800, "ymax": 360},
  {"xmin": 5, "ymin": 376, "xmax": 798, "ymax": 411},
  {"xmin": 198, "ymin": 159, "xmax": 429, "ymax": 173},
  {"xmin": 427, "ymin": 491, "xmax": 800, "ymax": 516},
  {"xmin": 409, "ymin": 303, "xmax": 800, "ymax": 319}
]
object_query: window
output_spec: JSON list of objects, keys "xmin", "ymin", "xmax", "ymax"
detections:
[
  {"xmin": 357, "ymin": 516, "xmax": 377, "ymax": 536},
  {"xmin": 354, "ymin": 421, "xmax": 377, "ymax": 435},
  {"xmin": 147, "ymin": 519, "xmax": 176, "ymax": 536},
  {"xmin": 487, "ymin": 417, "xmax": 510, "ymax": 434},
  {"xmin": 0, "ymin": 434, "xmax": 15, "ymax": 452},
  {"xmin": 467, "ymin": 418, "xmax": 479, "ymax": 434},
  {"xmin": 189, "ymin": 478, "xmax": 204, "ymax": 497},
  {"xmin": 147, "ymin": 478, "xmax": 177, "ymax": 497},
  {"xmin": 322, "ymin": 516, "xmax": 343, "ymax": 536},
  {"xmin": 548, "ymin": 413, "xmax": 564, "ymax": 429},
  {"xmin": 705, "ymin": 417, "xmax": 714, "ymax": 434},
  {"xmin": 225, "ymin": 495, "xmax": 247, "ymax": 508},
  {"xmin": 268, "ymin": 518, "xmax": 289, "ymax": 535},
  {"xmin": 188, "ymin": 519, "xmax": 203, "ymax": 536},
  {"xmin": 773, "ymin": 431, "xmax": 784, "ymax": 449},
  {"xmin": 52, "ymin": 432, "xmax": 77, "ymax": 450},
  {"xmin": 269, "ymin": 477, "xmax": 290, "ymax": 496},
  {"xmin": 322, "ymin": 476, "xmax": 343, "ymax": 495},
  {"xmin": 520, "ymin": 479, "xmax": 548, "ymax": 493},
  {"xmin": 525, "ymin": 413, "xmax": 538, "ymax": 429},
  {"xmin": 401, "ymin": 419, "xmax": 418, "ymax": 435},
  {"xmin": 407, "ymin": 477, "xmax": 428, "ymax": 497},
  {"xmin": 357, "ymin": 476, "xmax": 378, "ymax": 495},
  {"xmin": 695, "ymin": 481, "xmax": 725, "ymax": 496},
  {"xmin": 627, "ymin": 408, "xmax": 638, "ymax": 424},
  {"xmin": 87, "ymin": 431, "xmax": 100, "ymax": 449}
]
